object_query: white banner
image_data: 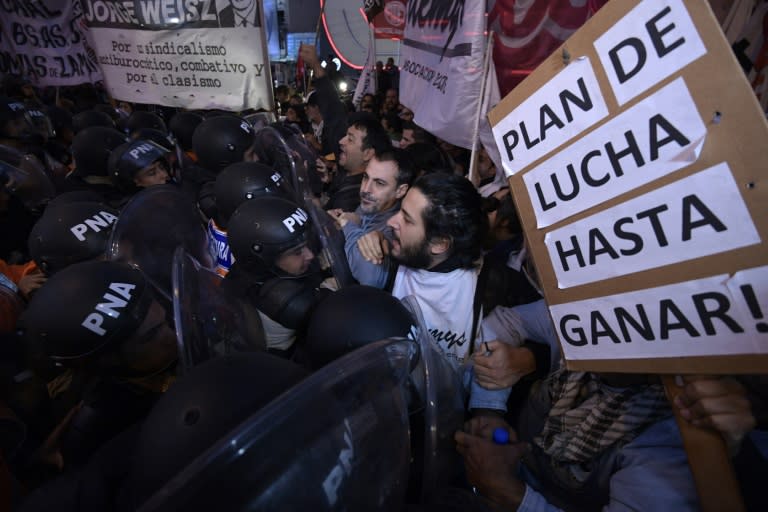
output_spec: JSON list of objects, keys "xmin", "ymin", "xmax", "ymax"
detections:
[
  {"xmin": 544, "ymin": 162, "xmax": 761, "ymax": 289},
  {"xmin": 0, "ymin": 0, "xmax": 103, "ymax": 87},
  {"xmin": 550, "ymin": 266, "xmax": 768, "ymax": 361},
  {"xmin": 352, "ymin": 26, "xmax": 376, "ymax": 108},
  {"xmin": 399, "ymin": 0, "xmax": 486, "ymax": 149},
  {"xmin": 80, "ymin": 0, "xmax": 272, "ymax": 110}
]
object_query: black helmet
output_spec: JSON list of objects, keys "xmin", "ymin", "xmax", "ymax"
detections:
[
  {"xmin": 305, "ymin": 286, "xmax": 416, "ymax": 367},
  {"xmin": 0, "ymin": 96, "xmax": 37, "ymax": 142},
  {"xmin": 126, "ymin": 111, "xmax": 167, "ymax": 136},
  {"xmin": 71, "ymin": 126, "xmax": 129, "ymax": 177},
  {"xmin": 169, "ymin": 111, "xmax": 204, "ymax": 151},
  {"xmin": 133, "ymin": 127, "xmax": 175, "ymax": 152},
  {"xmin": 45, "ymin": 189, "xmax": 106, "ymax": 208},
  {"xmin": 45, "ymin": 105, "xmax": 74, "ymax": 136},
  {"xmin": 24, "ymin": 106, "xmax": 54, "ymax": 139},
  {"xmin": 72, "ymin": 109, "xmax": 115, "ymax": 134},
  {"xmin": 129, "ymin": 352, "xmax": 307, "ymax": 507},
  {"xmin": 192, "ymin": 115, "xmax": 254, "ymax": 174},
  {"xmin": 28, "ymin": 201, "xmax": 119, "ymax": 275},
  {"xmin": 227, "ymin": 196, "xmax": 311, "ymax": 269},
  {"xmin": 20, "ymin": 261, "xmax": 153, "ymax": 362},
  {"xmin": 214, "ymin": 162, "xmax": 289, "ymax": 228},
  {"xmin": 108, "ymin": 139, "xmax": 169, "ymax": 189}
]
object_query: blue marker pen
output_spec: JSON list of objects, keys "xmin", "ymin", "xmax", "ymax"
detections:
[{"xmin": 493, "ymin": 427, "xmax": 510, "ymax": 445}]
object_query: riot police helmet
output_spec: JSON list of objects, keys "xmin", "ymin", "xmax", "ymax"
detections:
[
  {"xmin": 305, "ymin": 285, "xmax": 416, "ymax": 367},
  {"xmin": 132, "ymin": 127, "xmax": 176, "ymax": 152},
  {"xmin": 20, "ymin": 260, "xmax": 154, "ymax": 362},
  {"xmin": 128, "ymin": 352, "xmax": 307, "ymax": 507},
  {"xmin": 192, "ymin": 114, "xmax": 255, "ymax": 174},
  {"xmin": 72, "ymin": 109, "xmax": 115, "ymax": 134},
  {"xmin": 71, "ymin": 126, "xmax": 129, "ymax": 177},
  {"xmin": 214, "ymin": 162, "xmax": 289, "ymax": 228},
  {"xmin": 169, "ymin": 111, "xmax": 204, "ymax": 152},
  {"xmin": 28, "ymin": 201, "xmax": 119, "ymax": 275},
  {"xmin": 227, "ymin": 196, "xmax": 312, "ymax": 271},
  {"xmin": 126, "ymin": 111, "xmax": 167, "ymax": 136},
  {"xmin": 108, "ymin": 139, "xmax": 170, "ymax": 190}
]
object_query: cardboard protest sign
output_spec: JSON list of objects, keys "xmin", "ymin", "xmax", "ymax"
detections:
[
  {"xmin": 80, "ymin": 0, "xmax": 272, "ymax": 111},
  {"xmin": 0, "ymin": 1, "xmax": 103, "ymax": 86},
  {"xmin": 489, "ymin": 0, "xmax": 768, "ymax": 373}
]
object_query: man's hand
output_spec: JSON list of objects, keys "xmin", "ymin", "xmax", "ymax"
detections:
[
  {"xmin": 18, "ymin": 269, "xmax": 46, "ymax": 299},
  {"xmin": 356, "ymin": 230, "xmax": 389, "ymax": 264},
  {"xmin": 315, "ymin": 157, "xmax": 333, "ymax": 184},
  {"xmin": 674, "ymin": 375, "xmax": 757, "ymax": 447},
  {"xmin": 327, "ymin": 208, "xmax": 358, "ymax": 228},
  {"xmin": 299, "ymin": 43, "xmax": 324, "ymax": 77},
  {"xmin": 465, "ymin": 412, "xmax": 509, "ymax": 437},
  {"xmin": 473, "ymin": 340, "xmax": 535, "ymax": 390},
  {"xmin": 455, "ymin": 418, "xmax": 528, "ymax": 510},
  {"xmin": 30, "ymin": 401, "xmax": 83, "ymax": 471}
]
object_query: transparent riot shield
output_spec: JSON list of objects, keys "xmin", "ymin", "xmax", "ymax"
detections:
[
  {"xmin": 401, "ymin": 295, "xmax": 465, "ymax": 504},
  {"xmin": 307, "ymin": 201, "xmax": 355, "ymax": 289},
  {"xmin": 107, "ymin": 184, "xmax": 212, "ymax": 301},
  {"xmin": 244, "ymin": 112, "xmax": 277, "ymax": 131},
  {"xmin": 0, "ymin": 145, "xmax": 56, "ymax": 212},
  {"xmin": 172, "ymin": 247, "xmax": 266, "ymax": 375},
  {"xmin": 253, "ymin": 125, "xmax": 315, "ymax": 203},
  {"xmin": 139, "ymin": 338, "xmax": 416, "ymax": 512}
]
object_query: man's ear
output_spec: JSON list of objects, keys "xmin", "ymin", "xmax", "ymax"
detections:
[
  {"xmin": 429, "ymin": 236, "xmax": 451, "ymax": 256},
  {"xmin": 395, "ymin": 184, "xmax": 408, "ymax": 200},
  {"xmin": 362, "ymin": 146, "xmax": 375, "ymax": 163}
]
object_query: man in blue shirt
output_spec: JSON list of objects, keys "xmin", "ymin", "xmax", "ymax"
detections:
[{"xmin": 328, "ymin": 148, "xmax": 415, "ymax": 288}]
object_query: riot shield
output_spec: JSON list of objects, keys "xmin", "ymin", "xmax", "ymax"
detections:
[
  {"xmin": 401, "ymin": 295, "xmax": 465, "ymax": 504},
  {"xmin": 253, "ymin": 125, "xmax": 315, "ymax": 203},
  {"xmin": 139, "ymin": 338, "xmax": 416, "ymax": 511},
  {"xmin": 243, "ymin": 112, "xmax": 276, "ymax": 131},
  {"xmin": 306, "ymin": 201, "xmax": 355, "ymax": 290},
  {"xmin": 107, "ymin": 184, "xmax": 212, "ymax": 301},
  {"xmin": 172, "ymin": 247, "xmax": 266, "ymax": 375},
  {"xmin": 0, "ymin": 145, "xmax": 56, "ymax": 212}
]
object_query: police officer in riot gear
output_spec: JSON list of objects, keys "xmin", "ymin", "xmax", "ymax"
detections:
[
  {"xmin": 191, "ymin": 114, "xmax": 258, "ymax": 219},
  {"xmin": 192, "ymin": 114, "xmax": 257, "ymax": 175},
  {"xmin": 108, "ymin": 139, "xmax": 172, "ymax": 193},
  {"xmin": 71, "ymin": 110, "xmax": 115, "ymax": 134},
  {"xmin": 224, "ymin": 196, "xmax": 326, "ymax": 358},
  {"xmin": 207, "ymin": 161, "xmax": 292, "ymax": 276},
  {"xmin": 125, "ymin": 110, "xmax": 167, "ymax": 138},
  {"xmin": 19, "ymin": 260, "xmax": 178, "ymax": 467},
  {"xmin": 65, "ymin": 126, "xmax": 130, "ymax": 204},
  {"xmin": 28, "ymin": 201, "xmax": 119, "ymax": 275}
]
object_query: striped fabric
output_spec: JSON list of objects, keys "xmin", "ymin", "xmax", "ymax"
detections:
[{"xmin": 535, "ymin": 370, "xmax": 670, "ymax": 465}]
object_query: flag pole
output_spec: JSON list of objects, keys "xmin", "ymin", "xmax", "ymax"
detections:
[{"xmin": 468, "ymin": 29, "xmax": 494, "ymax": 186}]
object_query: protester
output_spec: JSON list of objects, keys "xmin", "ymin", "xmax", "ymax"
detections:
[{"xmin": 328, "ymin": 148, "xmax": 414, "ymax": 288}]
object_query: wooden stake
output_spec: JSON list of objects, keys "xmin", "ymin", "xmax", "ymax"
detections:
[{"xmin": 662, "ymin": 376, "xmax": 745, "ymax": 512}]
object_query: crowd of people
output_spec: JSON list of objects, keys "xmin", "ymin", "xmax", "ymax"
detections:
[{"xmin": 0, "ymin": 41, "xmax": 765, "ymax": 511}]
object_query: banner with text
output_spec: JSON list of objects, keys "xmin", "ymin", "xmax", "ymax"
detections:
[
  {"xmin": 398, "ymin": 0, "xmax": 486, "ymax": 149},
  {"xmin": 488, "ymin": 0, "xmax": 768, "ymax": 373},
  {"xmin": 0, "ymin": 0, "xmax": 103, "ymax": 86},
  {"xmin": 80, "ymin": 0, "xmax": 272, "ymax": 110}
]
